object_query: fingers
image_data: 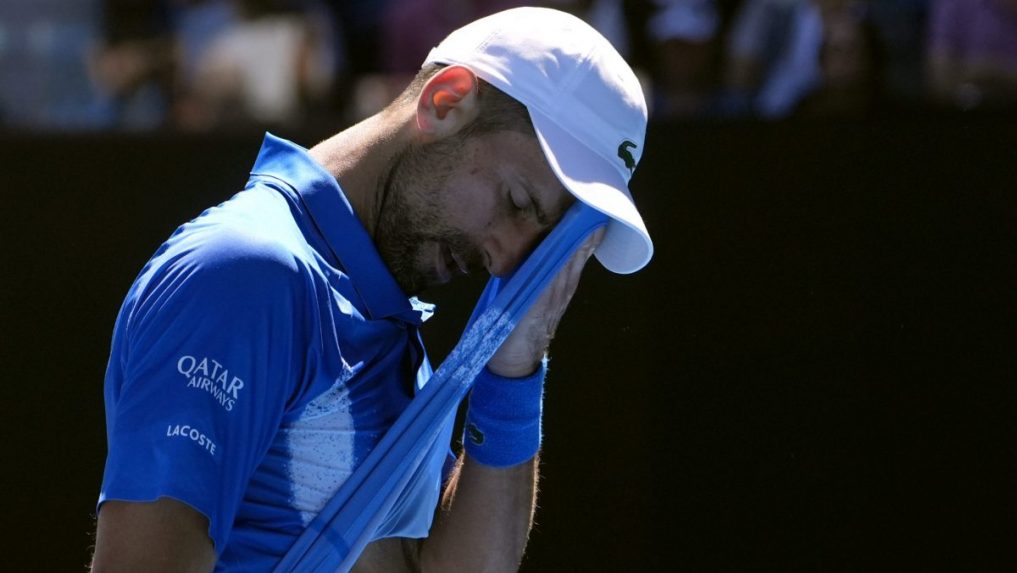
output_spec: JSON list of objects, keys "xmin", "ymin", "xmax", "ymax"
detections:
[
  {"xmin": 546, "ymin": 226, "xmax": 605, "ymax": 306},
  {"xmin": 561, "ymin": 227, "xmax": 605, "ymax": 288},
  {"xmin": 487, "ymin": 226, "xmax": 607, "ymax": 377},
  {"xmin": 524, "ymin": 226, "xmax": 605, "ymax": 335}
]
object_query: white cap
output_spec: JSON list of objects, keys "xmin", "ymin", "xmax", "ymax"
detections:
[{"xmin": 424, "ymin": 7, "xmax": 653, "ymax": 274}]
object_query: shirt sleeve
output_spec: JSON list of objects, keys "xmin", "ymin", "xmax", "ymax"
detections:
[{"xmin": 99, "ymin": 230, "xmax": 311, "ymax": 554}]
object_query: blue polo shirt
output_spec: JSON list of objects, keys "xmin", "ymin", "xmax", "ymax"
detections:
[{"xmin": 98, "ymin": 134, "xmax": 456, "ymax": 570}]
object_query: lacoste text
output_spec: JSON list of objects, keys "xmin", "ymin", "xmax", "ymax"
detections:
[{"xmin": 166, "ymin": 423, "xmax": 217, "ymax": 456}]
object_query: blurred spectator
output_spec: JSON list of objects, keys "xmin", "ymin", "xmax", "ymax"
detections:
[
  {"xmin": 381, "ymin": 0, "xmax": 528, "ymax": 75},
  {"xmin": 91, "ymin": 0, "xmax": 339, "ymax": 130},
  {"xmin": 170, "ymin": 0, "xmax": 240, "ymax": 88},
  {"xmin": 344, "ymin": 0, "xmax": 527, "ymax": 121},
  {"xmin": 796, "ymin": 2, "xmax": 886, "ymax": 117},
  {"xmin": 178, "ymin": 0, "xmax": 337, "ymax": 129},
  {"xmin": 327, "ymin": 1, "xmax": 388, "ymax": 78},
  {"xmin": 926, "ymin": 0, "xmax": 1017, "ymax": 110},
  {"xmin": 91, "ymin": 0, "xmax": 176, "ymax": 129},
  {"xmin": 1, "ymin": 0, "xmax": 108, "ymax": 129},
  {"xmin": 8, "ymin": 0, "xmax": 1016, "ymax": 131},
  {"xmin": 722, "ymin": 0, "xmax": 825, "ymax": 118},
  {"xmin": 646, "ymin": 0, "xmax": 723, "ymax": 119},
  {"xmin": 583, "ymin": 0, "xmax": 634, "ymax": 59},
  {"xmin": 721, "ymin": 0, "xmax": 886, "ymax": 119},
  {"xmin": 92, "ymin": 0, "xmax": 242, "ymax": 129}
]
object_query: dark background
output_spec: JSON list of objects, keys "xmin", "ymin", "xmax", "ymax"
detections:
[{"xmin": 2, "ymin": 114, "xmax": 1014, "ymax": 571}]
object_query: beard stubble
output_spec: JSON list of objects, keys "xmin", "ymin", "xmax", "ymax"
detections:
[{"xmin": 373, "ymin": 132, "xmax": 478, "ymax": 296}]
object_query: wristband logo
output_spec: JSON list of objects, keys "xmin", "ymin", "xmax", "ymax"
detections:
[
  {"xmin": 466, "ymin": 423, "xmax": 485, "ymax": 446},
  {"xmin": 177, "ymin": 355, "xmax": 245, "ymax": 412}
]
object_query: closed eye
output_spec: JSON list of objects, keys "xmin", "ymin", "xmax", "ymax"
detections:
[
  {"xmin": 507, "ymin": 185, "xmax": 550, "ymax": 227},
  {"xmin": 508, "ymin": 186, "xmax": 531, "ymax": 213}
]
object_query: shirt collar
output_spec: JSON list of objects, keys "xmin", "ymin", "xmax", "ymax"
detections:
[{"xmin": 249, "ymin": 132, "xmax": 423, "ymax": 326}]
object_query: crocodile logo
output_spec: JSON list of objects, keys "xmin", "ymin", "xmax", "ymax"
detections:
[{"xmin": 618, "ymin": 140, "xmax": 637, "ymax": 174}]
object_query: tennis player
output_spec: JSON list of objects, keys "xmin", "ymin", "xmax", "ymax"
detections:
[{"xmin": 91, "ymin": 7, "xmax": 652, "ymax": 572}]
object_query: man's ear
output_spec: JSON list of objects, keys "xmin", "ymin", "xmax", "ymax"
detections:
[{"xmin": 416, "ymin": 66, "xmax": 480, "ymax": 140}]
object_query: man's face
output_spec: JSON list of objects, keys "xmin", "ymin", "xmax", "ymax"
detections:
[{"xmin": 375, "ymin": 128, "xmax": 574, "ymax": 296}]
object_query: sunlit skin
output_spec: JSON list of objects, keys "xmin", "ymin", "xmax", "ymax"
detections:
[{"xmin": 374, "ymin": 126, "xmax": 576, "ymax": 295}]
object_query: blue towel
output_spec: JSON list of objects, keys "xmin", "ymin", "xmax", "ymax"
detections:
[{"xmin": 274, "ymin": 202, "xmax": 609, "ymax": 572}]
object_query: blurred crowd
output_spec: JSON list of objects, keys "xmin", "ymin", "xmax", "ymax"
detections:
[{"xmin": 1, "ymin": 0, "xmax": 1015, "ymax": 131}]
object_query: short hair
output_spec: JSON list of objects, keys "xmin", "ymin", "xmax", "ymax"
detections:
[{"xmin": 395, "ymin": 63, "xmax": 536, "ymax": 138}]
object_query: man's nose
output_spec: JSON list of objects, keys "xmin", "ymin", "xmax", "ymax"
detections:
[{"xmin": 483, "ymin": 222, "xmax": 542, "ymax": 277}]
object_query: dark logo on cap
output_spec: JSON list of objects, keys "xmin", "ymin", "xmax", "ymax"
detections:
[
  {"xmin": 466, "ymin": 423, "xmax": 485, "ymax": 446},
  {"xmin": 618, "ymin": 140, "xmax": 637, "ymax": 174}
]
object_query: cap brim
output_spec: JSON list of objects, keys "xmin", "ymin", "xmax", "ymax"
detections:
[{"xmin": 528, "ymin": 107, "xmax": 653, "ymax": 274}]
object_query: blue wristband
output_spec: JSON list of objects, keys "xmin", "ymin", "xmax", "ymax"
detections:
[{"xmin": 463, "ymin": 362, "xmax": 546, "ymax": 468}]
